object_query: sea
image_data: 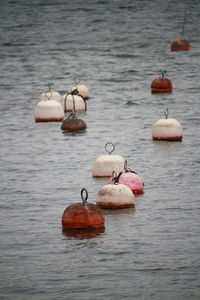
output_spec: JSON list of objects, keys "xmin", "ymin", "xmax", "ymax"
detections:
[{"xmin": 0, "ymin": 0, "xmax": 200, "ymax": 299}]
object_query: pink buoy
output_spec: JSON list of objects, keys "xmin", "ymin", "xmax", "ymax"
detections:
[
  {"xmin": 92, "ymin": 142, "xmax": 125, "ymax": 178},
  {"xmin": 108, "ymin": 160, "xmax": 144, "ymax": 194},
  {"xmin": 34, "ymin": 99, "xmax": 64, "ymax": 122},
  {"xmin": 96, "ymin": 171, "xmax": 135, "ymax": 209},
  {"xmin": 152, "ymin": 108, "xmax": 183, "ymax": 141}
]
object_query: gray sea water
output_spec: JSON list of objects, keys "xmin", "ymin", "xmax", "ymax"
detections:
[{"xmin": 0, "ymin": 0, "xmax": 200, "ymax": 299}]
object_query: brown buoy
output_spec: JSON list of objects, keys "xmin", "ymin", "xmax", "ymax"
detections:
[
  {"xmin": 62, "ymin": 188, "xmax": 105, "ymax": 229},
  {"xmin": 61, "ymin": 113, "xmax": 87, "ymax": 132},
  {"xmin": 61, "ymin": 89, "xmax": 87, "ymax": 132},
  {"xmin": 151, "ymin": 70, "xmax": 173, "ymax": 93}
]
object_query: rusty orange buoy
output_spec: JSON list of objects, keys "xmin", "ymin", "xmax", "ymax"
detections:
[
  {"xmin": 62, "ymin": 188, "xmax": 105, "ymax": 229},
  {"xmin": 171, "ymin": 10, "xmax": 190, "ymax": 51},
  {"xmin": 151, "ymin": 70, "xmax": 173, "ymax": 93},
  {"xmin": 171, "ymin": 37, "xmax": 190, "ymax": 51}
]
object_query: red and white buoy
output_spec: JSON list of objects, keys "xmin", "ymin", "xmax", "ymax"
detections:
[
  {"xmin": 68, "ymin": 84, "xmax": 90, "ymax": 100},
  {"xmin": 152, "ymin": 108, "xmax": 183, "ymax": 141},
  {"xmin": 34, "ymin": 99, "xmax": 64, "ymax": 122},
  {"xmin": 96, "ymin": 171, "xmax": 135, "ymax": 209},
  {"xmin": 151, "ymin": 70, "xmax": 173, "ymax": 93},
  {"xmin": 61, "ymin": 87, "xmax": 87, "ymax": 113},
  {"xmin": 108, "ymin": 160, "xmax": 144, "ymax": 194},
  {"xmin": 62, "ymin": 188, "xmax": 105, "ymax": 229},
  {"xmin": 92, "ymin": 142, "xmax": 125, "ymax": 178}
]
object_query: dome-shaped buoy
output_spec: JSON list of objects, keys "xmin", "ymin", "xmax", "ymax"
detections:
[
  {"xmin": 39, "ymin": 84, "xmax": 62, "ymax": 103},
  {"xmin": 62, "ymin": 88, "xmax": 87, "ymax": 113},
  {"xmin": 68, "ymin": 84, "xmax": 90, "ymax": 100},
  {"xmin": 108, "ymin": 160, "xmax": 144, "ymax": 194},
  {"xmin": 152, "ymin": 108, "xmax": 183, "ymax": 141},
  {"xmin": 92, "ymin": 142, "xmax": 125, "ymax": 178},
  {"xmin": 171, "ymin": 10, "xmax": 190, "ymax": 51},
  {"xmin": 96, "ymin": 171, "xmax": 135, "ymax": 209},
  {"xmin": 62, "ymin": 188, "xmax": 105, "ymax": 229},
  {"xmin": 171, "ymin": 37, "xmax": 190, "ymax": 51},
  {"xmin": 61, "ymin": 112, "xmax": 87, "ymax": 132},
  {"xmin": 151, "ymin": 70, "xmax": 173, "ymax": 93},
  {"xmin": 34, "ymin": 99, "xmax": 64, "ymax": 122}
]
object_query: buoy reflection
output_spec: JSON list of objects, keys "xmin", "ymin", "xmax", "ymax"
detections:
[{"xmin": 62, "ymin": 226, "xmax": 105, "ymax": 240}]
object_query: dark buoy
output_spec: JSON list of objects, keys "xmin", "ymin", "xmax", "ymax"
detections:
[
  {"xmin": 61, "ymin": 89, "xmax": 87, "ymax": 132},
  {"xmin": 61, "ymin": 113, "xmax": 87, "ymax": 132},
  {"xmin": 62, "ymin": 188, "xmax": 105, "ymax": 229},
  {"xmin": 171, "ymin": 9, "xmax": 190, "ymax": 51},
  {"xmin": 151, "ymin": 70, "xmax": 173, "ymax": 93}
]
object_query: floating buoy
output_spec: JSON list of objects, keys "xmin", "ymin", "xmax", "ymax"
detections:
[
  {"xmin": 92, "ymin": 142, "xmax": 125, "ymax": 178},
  {"xmin": 152, "ymin": 108, "xmax": 183, "ymax": 141},
  {"xmin": 68, "ymin": 84, "xmax": 90, "ymax": 100},
  {"xmin": 34, "ymin": 99, "xmax": 64, "ymax": 122},
  {"xmin": 61, "ymin": 112, "xmax": 87, "ymax": 132},
  {"xmin": 96, "ymin": 171, "xmax": 135, "ymax": 209},
  {"xmin": 171, "ymin": 37, "xmax": 190, "ymax": 51},
  {"xmin": 62, "ymin": 188, "xmax": 105, "ymax": 229},
  {"xmin": 39, "ymin": 84, "xmax": 62, "ymax": 103},
  {"xmin": 171, "ymin": 10, "xmax": 190, "ymax": 51},
  {"xmin": 151, "ymin": 70, "xmax": 173, "ymax": 93},
  {"xmin": 62, "ymin": 88, "xmax": 87, "ymax": 112},
  {"xmin": 108, "ymin": 160, "xmax": 144, "ymax": 194}
]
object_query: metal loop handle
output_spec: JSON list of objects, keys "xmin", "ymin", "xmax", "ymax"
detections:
[
  {"xmin": 165, "ymin": 108, "xmax": 169, "ymax": 119},
  {"xmin": 105, "ymin": 142, "xmax": 115, "ymax": 155},
  {"xmin": 124, "ymin": 160, "xmax": 128, "ymax": 171},
  {"xmin": 111, "ymin": 170, "xmax": 118, "ymax": 184},
  {"xmin": 81, "ymin": 188, "xmax": 88, "ymax": 204}
]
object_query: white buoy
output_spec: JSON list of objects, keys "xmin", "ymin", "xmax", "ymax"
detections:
[
  {"xmin": 39, "ymin": 84, "xmax": 62, "ymax": 104},
  {"xmin": 152, "ymin": 108, "xmax": 183, "ymax": 141},
  {"xmin": 34, "ymin": 99, "xmax": 64, "ymax": 122},
  {"xmin": 61, "ymin": 88, "xmax": 87, "ymax": 112},
  {"xmin": 96, "ymin": 172, "xmax": 135, "ymax": 209},
  {"xmin": 92, "ymin": 142, "xmax": 125, "ymax": 178},
  {"xmin": 68, "ymin": 84, "xmax": 89, "ymax": 100}
]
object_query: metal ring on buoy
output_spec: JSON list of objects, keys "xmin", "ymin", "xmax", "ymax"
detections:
[
  {"xmin": 81, "ymin": 188, "xmax": 88, "ymax": 204},
  {"xmin": 105, "ymin": 142, "xmax": 115, "ymax": 155}
]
